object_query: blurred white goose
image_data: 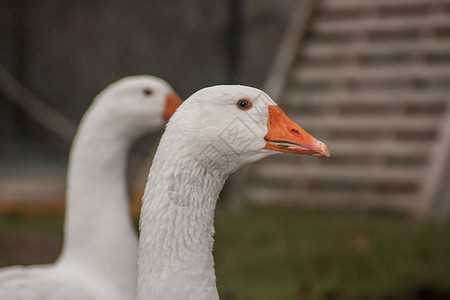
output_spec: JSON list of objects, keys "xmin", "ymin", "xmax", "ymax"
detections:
[
  {"xmin": 0, "ymin": 76, "xmax": 182, "ymax": 300},
  {"xmin": 138, "ymin": 85, "xmax": 330, "ymax": 299}
]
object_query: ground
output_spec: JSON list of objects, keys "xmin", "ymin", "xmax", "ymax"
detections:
[{"xmin": 1, "ymin": 205, "xmax": 449, "ymax": 299}]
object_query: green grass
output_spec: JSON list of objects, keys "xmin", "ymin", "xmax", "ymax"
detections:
[
  {"xmin": 214, "ymin": 206, "xmax": 450, "ymax": 299},
  {"xmin": 0, "ymin": 214, "xmax": 63, "ymax": 233},
  {"xmin": 0, "ymin": 207, "xmax": 449, "ymax": 299},
  {"xmin": 0, "ymin": 215, "xmax": 63, "ymax": 267}
]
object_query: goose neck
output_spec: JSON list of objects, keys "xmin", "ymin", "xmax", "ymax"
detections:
[{"xmin": 138, "ymin": 148, "xmax": 230, "ymax": 299}]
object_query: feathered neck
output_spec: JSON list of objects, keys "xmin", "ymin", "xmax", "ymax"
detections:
[
  {"xmin": 58, "ymin": 108, "xmax": 138, "ymax": 298},
  {"xmin": 138, "ymin": 131, "xmax": 237, "ymax": 300}
]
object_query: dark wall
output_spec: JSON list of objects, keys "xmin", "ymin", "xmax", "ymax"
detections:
[{"xmin": 0, "ymin": 0, "xmax": 296, "ymax": 146}]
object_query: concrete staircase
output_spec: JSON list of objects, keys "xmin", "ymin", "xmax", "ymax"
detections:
[{"xmin": 235, "ymin": 0, "xmax": 450, "ymax": 218}]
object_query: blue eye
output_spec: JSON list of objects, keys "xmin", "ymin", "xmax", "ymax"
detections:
[{"xmin": 236, "ymin": 99, "xmax": 252, "ymax": 110}]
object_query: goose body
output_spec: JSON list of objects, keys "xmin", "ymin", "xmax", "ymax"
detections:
[
  {"xmin": 0, "ymin": 76, "xmax": 182, "ymax": 300},
  {"xmin": 138, "ymin": 85, "xmax": 330, "ymax": 299}
]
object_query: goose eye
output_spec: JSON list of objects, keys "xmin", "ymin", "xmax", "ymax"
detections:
[
  {"xmin": 143, "ymin": 88, "xmax": 153, "ymax": 96},
  {"xmin": 236, "ymin": 99, "xmax": 252, "ymax": 110}
]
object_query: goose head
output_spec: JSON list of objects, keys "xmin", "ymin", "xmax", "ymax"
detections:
[
  {"xmin": 89, "ymin": 75, "xmax": 182, "ymax": 139},
  {"xmin": 166, "ymin": 85, "xmax": 329, "ymax": 173},
  {"xmin": 138, "ymin": 85, "xmax": 330, "ymax": 299}
]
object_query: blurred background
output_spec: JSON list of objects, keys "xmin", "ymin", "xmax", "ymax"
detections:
[{"xmin": 1, "ymin": 0, "xmax": 449, "ymax": 299}]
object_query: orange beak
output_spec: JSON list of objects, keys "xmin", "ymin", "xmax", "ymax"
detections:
[
  {"xmin": 264, "ymin": 105, "xmax": 330, "ymax": 157},
  {"xmin": 163, "ymin": 92, "xmax": 183, "ymax": 122}
]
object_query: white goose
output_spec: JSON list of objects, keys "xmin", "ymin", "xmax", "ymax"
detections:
[
  {"xmin": 138, "ymin": 85, "xmax": 330, "ymax": 299},
  {"xmin": 0, "ymin": 76, "xmax": 182, "ymax": 300}
]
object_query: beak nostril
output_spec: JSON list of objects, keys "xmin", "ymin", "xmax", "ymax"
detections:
[{"xmin": 290, "ymin": 128, "xmax": 301, "ymax": 137}]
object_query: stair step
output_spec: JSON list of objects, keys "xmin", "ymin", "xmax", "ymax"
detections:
[
  {"xmin": 291, "ymin": 115, "xmax": 441, "ymax": 132},
  {"xmin": 312, "ymin": 15, "xmax": 450, "ymax": 35},
  {"xmin": 252, "ymin": 163, "xmax": 423, "ymax": 183},
  {"xmin": 294, "ymin": 65, "xmax": 450, "ymax": 83},
  {"xmin": 321, "ymin": 0, "xmax": 450, "ymax": 10},
  {"xmin": 245, "ymin": 186, "xmax": 414, "ymax": 212},
  {"xmin": 283, "ymin": 90, "xmax": 449, "ymax": 106}
]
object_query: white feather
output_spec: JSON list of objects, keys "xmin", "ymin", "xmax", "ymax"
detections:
[
  {"xmin": 0, "ymin": 76, "xmax": 176, "ymax": 300},
  {"xmin": 138, "ymin": 85, "xmax": 278, "ymax": 300}
]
